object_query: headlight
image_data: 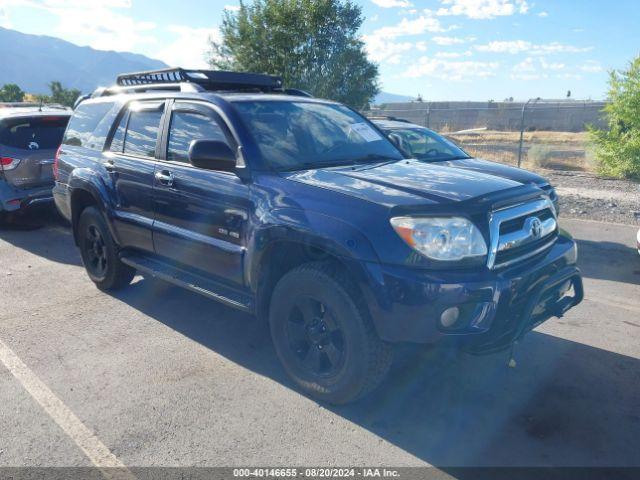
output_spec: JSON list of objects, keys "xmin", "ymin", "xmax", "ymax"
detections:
[{"xmin": 390, "ymin": 217, "xmax": 487, "ymax": 262}]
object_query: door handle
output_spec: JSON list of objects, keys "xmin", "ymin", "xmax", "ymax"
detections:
[
  {"xmin": 103, "ymin": 161, "xmax": 116, "ymax": 172},
  {"xmin": 155, "ymin": 170, "xmax": 174, "ymax": 187}
]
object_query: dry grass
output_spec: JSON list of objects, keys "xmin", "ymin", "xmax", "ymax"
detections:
[{"xmin": 447, "ymin": 130, "xmax": 592, "ymax": 172}]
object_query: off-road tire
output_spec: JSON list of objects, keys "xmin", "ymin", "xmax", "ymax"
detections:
[
  {"xmin": 269, "ymin": 262, "xmax": 393, "ymax": 404},
  {"xmin": 77, "ymin": 206, "xmax": 135, "ymax": 291}
]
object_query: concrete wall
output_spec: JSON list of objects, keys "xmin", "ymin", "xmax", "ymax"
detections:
[{"xmin": 368, "ymin": 101, "xmax": 608, "ymax": 132}]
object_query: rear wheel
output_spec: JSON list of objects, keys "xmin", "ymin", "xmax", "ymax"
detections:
[
  {"xmin": 77, "ymin": 206, "xmax": 135, "ymax": 291},
  {"xmin": 269, "ymin": 262, "xmax": 393, "ymax": 404}
]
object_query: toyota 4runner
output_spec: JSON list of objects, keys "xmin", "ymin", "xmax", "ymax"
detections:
[{"xmin": 54, "ymin": 69, "xmax": 583, "ymax": 404}]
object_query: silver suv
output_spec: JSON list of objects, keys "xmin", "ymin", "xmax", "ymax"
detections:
[{"xmin": 0, "ymin": 103, "xmax": 71, "ymax": 221}]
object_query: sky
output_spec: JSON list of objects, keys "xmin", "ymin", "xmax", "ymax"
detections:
[{"xmin": 1, "ymin": 0, "xmax": 639, "ymax": 101}]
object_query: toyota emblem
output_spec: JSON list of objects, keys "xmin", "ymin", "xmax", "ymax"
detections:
[{"xmin": 526, "ymin": 216, "xmax": 543, "ymax": 239}]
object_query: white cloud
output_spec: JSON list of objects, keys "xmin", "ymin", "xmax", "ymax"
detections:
[
  {"xmin": 512, "ymin": 57, "xmax": 565, "ymax": 75},
  {"xmin": 3, "ymin": 0, "xmax": 157, "ymax": 51},
  {"xmin": 557, "ymin": 73, "xmax": 583, "ymax": 80},
  {"xmin": 363, "ymin": 36, "xmax": 415, "ymax": 64},
  {"xmin": 371, "ymin": 15, "xmax": 451, "ymax": 38},
  {"xmin": 403, "ymin": 56, "xmax": 499, "ymax": 81},
  {"xmin": 476, "ymin": 40, "xmax": 592, "ymax": 55},
  {"xmin": 432, "ymin": 36, "xmax": 466, "ymax": 45},
  {"xmin": 435, "ymin": 50, "xmax": 472, "ymax": 58},
  {"xmin": 371, "ymin": 0, "xmax": 413, "ymax": 7},
  {"xmin": 363, "ymin": 14, "xmax": 454, "ymax": 64},
  {"xmin": 224, "ymin": 4, "xmax": 240, "ymax": 12},
  {"xmin": 580, "ymin": 60, "xmax": 603, "ymax": 73},
  {"xmin": 510, "ymin": 72, "xmax": 548, "ymax": 81},
  {"xmin": 157, "ymin": 25, "xmax": 220, "ymax": 69},
  {"xmin": 435, "ymin": 0, "xmax": 529, "ymax": 19},
  {"xmin": 538, "ymin": 11, "xmax": 549, "ymax": 17}
]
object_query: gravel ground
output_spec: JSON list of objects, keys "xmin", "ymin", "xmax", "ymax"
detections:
[{"xmin": 543, "ymin": 171, "xmax": 640, "ymax": 225}]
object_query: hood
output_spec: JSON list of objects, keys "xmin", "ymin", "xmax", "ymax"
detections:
[
  {"xmin": 438, "ymin": 157, "xmax": 548, "ymax": 186},
  {"xmin": 283, "ymin": 159, "xmax": 526, "ymax": 208}
]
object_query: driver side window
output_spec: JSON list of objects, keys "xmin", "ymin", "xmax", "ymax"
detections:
[{"xmin": 167, "ymin": 111, "xmax": 229, "ymax": 163}]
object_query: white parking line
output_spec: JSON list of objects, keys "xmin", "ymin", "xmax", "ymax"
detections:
[{"xmin": 0, "ymin": 338, "xmax": 135, "ymax": 480}]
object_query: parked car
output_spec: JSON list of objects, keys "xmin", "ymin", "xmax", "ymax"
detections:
[
  {"xmin": 0, "ymin": 103, "xmax": 71, "ymax": 221},
  {"xmin": 371, "ymin": 117, "xmax": 559, "ymax": 213},
  {"xmin": 54, "ymin": 68, "xmax": 583, "ymax": 404}
]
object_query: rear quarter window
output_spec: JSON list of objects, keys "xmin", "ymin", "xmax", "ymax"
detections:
[
  {"xmin": 63, "ymin": 101, "xmax": 119, "ymax": 151},
  {"xmin": 0, "ymin": 116, "xmax": 69, "ymax": 150}
]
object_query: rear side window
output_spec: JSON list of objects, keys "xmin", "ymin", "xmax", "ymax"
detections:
[
  {"xmin": 167, "ymin": 111, "xmax": 228, "ymax": 162},
  {"xmin": 0, "ymin": 116, "xmax": 69, "ymax": 150},
  {"xmin": 63, "ymin": 102, "xmax": 117, "ymax": 150},
  {"xmin": 123, "ymin": 107, "xmax": 163, "ymax": 158}
]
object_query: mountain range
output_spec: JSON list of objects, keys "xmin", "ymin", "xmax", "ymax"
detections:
[
  {"xmin": 0, "ymin": 27, "xmax": 167, "ymax": 94},
  {"xmin": 0, "ymin": 26, "xmax": 411, "ymax": 104}
]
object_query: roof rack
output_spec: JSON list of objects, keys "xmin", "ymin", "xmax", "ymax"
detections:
[{"xmin": 116, "ymin": 68, "xmax": 284, "ymax": 93}]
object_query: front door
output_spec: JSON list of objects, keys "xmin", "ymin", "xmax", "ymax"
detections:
[
  {"xmin": 104, "ymin": 100, "xmax": 166, "ymax": 252},
  {"xmin": 151, "ymin": 101, "xmax": 250, "ymax": 287}
]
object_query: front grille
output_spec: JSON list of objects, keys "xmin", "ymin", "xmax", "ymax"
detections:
[
  {"xmin": 499, "ymin": 208, "xmax": 554, "ymax": 235},
  {"xmin": 494, "ymin": 232, "xmax": 556, "ymax": 266},
  {"xmin": 488, "ymin": 198, "xmax": 558, "ymax": 270}
]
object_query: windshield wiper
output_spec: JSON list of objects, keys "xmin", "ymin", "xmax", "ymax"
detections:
[{"xmin": 350, "ymin": 153, "xmax": 399, "ymax": 164}]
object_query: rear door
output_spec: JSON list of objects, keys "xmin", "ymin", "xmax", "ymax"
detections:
[
  {"xmin": 105, "ymin": 100, "xmax": 166, "ymax": 253},
  {"xmin": 151, "ymin": 100, "xmax": 250, "ymax": 287},
  {"xmin": 0, "ymin": 115, "xmax": 69, "ymax": 189}
]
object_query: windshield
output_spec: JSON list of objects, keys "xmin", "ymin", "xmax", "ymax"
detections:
[
  {"xmin": 0, "ymin": 116, "xmax": 69, "ymax": 150},
  {"xmin": 386, "ymin": 126, "xmax": 470, "ymax": 162},
  {"xmin": 233, "ymin": 101, "xmax": 403, "ymax": 171}
]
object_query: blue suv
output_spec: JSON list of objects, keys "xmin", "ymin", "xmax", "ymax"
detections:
[{"xmin": 54, "ymin": 69, "xmax": 583, "ymax": 404}]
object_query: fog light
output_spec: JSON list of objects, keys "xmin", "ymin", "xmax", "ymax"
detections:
[{"xmin": 440, "ymin": 307, "xmax": 460, "ymax": 328}]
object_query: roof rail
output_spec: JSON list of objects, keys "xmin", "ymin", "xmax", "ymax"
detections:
[
  {"xmin": 365, "ymin": 115, "xmax": 412, "ymax": 123},
  {"xmin": 115, "ymin": 68, "xmax": 284, "ymax": 93}
]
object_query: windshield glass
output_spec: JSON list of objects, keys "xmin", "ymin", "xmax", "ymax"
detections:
[
  {"xmin": 386, "ymin": 126, "xmax": 470, "ymax": 162},
  {"xmin": 233, "ymin": 101, "xmax": 403, "ymax": 171}
]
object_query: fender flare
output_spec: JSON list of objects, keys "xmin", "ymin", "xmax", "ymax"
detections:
[{"xmin": 67, "ymin": 169, "xmax": 119, "ymax": 244}]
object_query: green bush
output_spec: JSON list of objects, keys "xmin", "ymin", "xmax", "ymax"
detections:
[
  {"xmin": 527, "ymin": 144, "xmax": 554, "ymax": 168},
  {"xmin": 589, "ymin": 55, "xmax": 640, "ymax": 179}
]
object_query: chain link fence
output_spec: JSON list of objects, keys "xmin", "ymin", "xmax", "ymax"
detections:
[{"xmin": 364, "ymin": 101, "xmax": 607, "ymax": 172}]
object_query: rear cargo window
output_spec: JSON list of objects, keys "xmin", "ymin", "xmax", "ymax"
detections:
[
  {"xmin": 0, "ymin": 117, "xmax": 69, "ymax": 150},
  {"xmin": 63, "ymin": 102, "xmax": 117, "ymax": 150}
]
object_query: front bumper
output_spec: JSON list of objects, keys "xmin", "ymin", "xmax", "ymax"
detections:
[
  {"xmin": 0, "ymin": 180, "xmax": 54, "ymax": 213},
  {"xmin": 363, "ymin": 233, "xmax": 583, "ymax": 353}
]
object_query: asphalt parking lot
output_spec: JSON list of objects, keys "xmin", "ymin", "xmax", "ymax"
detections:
[{"xmin": 0, "ymin": 211, "xmax": 639, "ymax": 470}]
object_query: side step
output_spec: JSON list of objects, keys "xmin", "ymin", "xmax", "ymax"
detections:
[{"xmin": 120, "ymin": 252, "xmax": 253, "ymax": 312}]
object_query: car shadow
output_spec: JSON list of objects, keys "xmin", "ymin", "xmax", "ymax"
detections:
[
  {"xmin": 575, "ymin": 238, "xmax": 640, "ymax": 285},
  {"xmin": 0, "ymin": 208, "xmax": 80, "ymax": 266},
  {"xmin": 110, "ymin": 277, "xmax": 640, "ymax": 469}
]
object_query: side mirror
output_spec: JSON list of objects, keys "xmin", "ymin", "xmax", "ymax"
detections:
[
  {"xmin": 388, "ymin": 133, "xmax": 401, "ymax": 148},
  {"xmin": 188, "ymin": 140, "xmax": 236, "ymax": 172},
  {"xmin": 388, "ymin": 133, "xmax": 408, "ymax": 156}
]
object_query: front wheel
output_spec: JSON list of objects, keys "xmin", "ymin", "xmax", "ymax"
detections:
[
  {"xmin": 269, "ymin": 262, "xmax": 393, "ymax": 404},
  {"xmin": 77, "ymin": 206, "xmax": 135, "ymax": 291}
]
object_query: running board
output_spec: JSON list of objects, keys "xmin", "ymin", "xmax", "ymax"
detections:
[{"xmin": 119, "ymin": 252, "xmax": 253, "ymax": 312}]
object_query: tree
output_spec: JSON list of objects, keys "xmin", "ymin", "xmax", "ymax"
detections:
[
  {"xmin": 0, "ymin": 83, "xmax": 25, "ymax": 102},
  {"xmin": 589, "ymin": 55, "xmax": 640, "ymax": 178},
  {"xmin": 208, "ymin": 0, "xmax": 379, "ymax": 108},
  {"xmin": 47, "ymin": 81, "xmax": 82, "ymax": 108}
]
